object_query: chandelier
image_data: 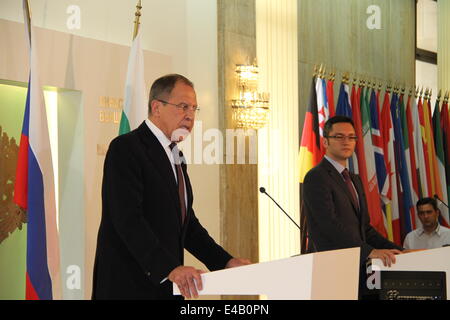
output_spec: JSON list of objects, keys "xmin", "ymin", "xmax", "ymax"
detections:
[{"xmin": 231, "ymin": 64, "xmax": 270, "ymax": 129}]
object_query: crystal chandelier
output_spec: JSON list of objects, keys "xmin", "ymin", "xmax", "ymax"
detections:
[{"xmin": 231, "ymin": 64, "xmax": 270, "ymax": 129}]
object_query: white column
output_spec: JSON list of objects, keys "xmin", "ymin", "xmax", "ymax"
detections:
[{"xmin": 256, "ymin": 0, "xmax": 300, "ymax": 262}]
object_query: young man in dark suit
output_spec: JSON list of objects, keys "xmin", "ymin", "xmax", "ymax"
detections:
[
  {"xmin": 302, "ymin": 115, "xmax": 403, "ymax": 296},
  {"xmin": 92, "ymin": 74, "xmax": 249, "ymax": 300}
]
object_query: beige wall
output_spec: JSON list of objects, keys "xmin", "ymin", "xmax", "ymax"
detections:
[{"xmin": 298, "ymin": 0, "xmax": 415, "ymax": 122}]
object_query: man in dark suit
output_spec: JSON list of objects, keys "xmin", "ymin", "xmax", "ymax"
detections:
[
  {"xmin": 302, "ymin": 116, "xmax": 403, "ymax": 296},
  {"xmin": 92, "ymin": 74, "xmax": 250, "ymax": 300}
]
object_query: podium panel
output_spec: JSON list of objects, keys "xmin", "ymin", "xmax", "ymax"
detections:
[
  {"xmin": 372, "ymin": 247, "xmax": 450, "ymax": 300},
  {"xmin": 174, "ymin": 247, "xmax": 360, "ymax": 300}
]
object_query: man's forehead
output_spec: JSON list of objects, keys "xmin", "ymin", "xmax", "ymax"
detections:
[
  {"xmin": 418, "ymin": 204, "xmax": 436, "ymax": 212},
  {"xmin": 330, "ymin": 123, "xmax": 355, "ymax": 133},
  {"xmin": 171, "ymin": 83, "xmax": 196, "ymax": 100}
]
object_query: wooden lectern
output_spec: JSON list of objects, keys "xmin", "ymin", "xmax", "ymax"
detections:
[{"xmin": 174, "ymin": 247, "xmax": 360, "ymax": 300}]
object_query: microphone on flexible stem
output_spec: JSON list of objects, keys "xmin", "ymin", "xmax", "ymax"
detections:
[
  {"xmin": 434, "ymin": 194, "xmax": 449, "ymax": 209},
  {"xmin": 259, "ymin": 187, "xmax": 300, "ymax": 230}
]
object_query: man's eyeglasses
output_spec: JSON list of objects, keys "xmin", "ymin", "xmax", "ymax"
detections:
[
  {"xmin": 157, "ymin": 99, "xmax": 200, "ymax": 113},
  {"xmin": 326, "ymin": 135, "xmax": 358, "ymax": 142}
]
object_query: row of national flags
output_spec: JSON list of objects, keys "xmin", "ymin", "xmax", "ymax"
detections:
[{"xmin": 299, "ymin": 73, "xmax": 450, "ymax": 247}]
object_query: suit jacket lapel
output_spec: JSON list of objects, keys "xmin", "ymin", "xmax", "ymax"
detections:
[
  {"xmin": 321, "ymin": 158, "xmax": 360, "ymax": 213},
  {"xmin": 136, "ymin": 122, "xmax": 182, "ymax": 220}
]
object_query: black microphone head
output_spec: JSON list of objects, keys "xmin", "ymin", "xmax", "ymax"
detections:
[
  {"xmin": 259, "ymin": 187, "xmax": 266, "ymax": 194},
  {"xmin": 434, "ymin": 194, "xmax": 439, "ymax": 199}
]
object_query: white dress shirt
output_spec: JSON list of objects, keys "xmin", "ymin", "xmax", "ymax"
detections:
[{"xmin": 403, "ymin": 224, "xmax": 450, "ymax": 250}]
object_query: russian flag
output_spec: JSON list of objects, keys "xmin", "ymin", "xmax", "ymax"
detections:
[{"xmin": 13, "ymin": 0, "xmax": 61, "ymax": 300}]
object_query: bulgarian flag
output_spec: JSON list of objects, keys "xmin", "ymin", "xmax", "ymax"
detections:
[
  {"xmin": 14, "ymin": 0, "xmax": 61, "ymax": 300},
  {"xmin": 119, "ymin": 27, "xmax": 147, "ymax": 135}
]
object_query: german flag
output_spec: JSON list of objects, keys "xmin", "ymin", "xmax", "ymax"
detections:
[
  {"xmin": 299, "ymin": 76, "xmax": 321, "ymax": 183},
  {"xmin": 299, "ymin": 76, "xmax": 321, "ymax": 254}
]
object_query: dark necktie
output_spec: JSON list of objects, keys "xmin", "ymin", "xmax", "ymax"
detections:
[
  {"xmin": 170, "ymin": 142, "xmax": 186, "ymax": 224},
  {"xmin": 342, "ymin": 168, "xmax": 359, "ymax": 210}
]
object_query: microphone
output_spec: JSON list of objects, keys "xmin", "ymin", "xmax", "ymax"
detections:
[
  {"xmin": 259, "ymin": 187, "xmax": 300, "ymax": 230},
  {"xmin": 434, "ymin": 194, "xmax": 449, "ymax": 209}
]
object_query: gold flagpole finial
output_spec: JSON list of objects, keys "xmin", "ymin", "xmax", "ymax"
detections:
[
  {"xmin": 321, "ymin": 65, "xmax": 326, "ymax": 79},
  {"xmin": 313, "ymin": 64, "xmax": 318, "ymax": 77},
  {"xmin": 24, "ymin": 0, "xmax": 32, "ymax": 44},
  {"xmin": 437, "ymin": 89, "xmax": 442, "ymax": 102},
  {"xmin": 133, "ymin": 0, "xmax": 142, "ymax": 40}
]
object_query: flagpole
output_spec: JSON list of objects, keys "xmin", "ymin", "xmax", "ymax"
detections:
[
  {"xmin": 133, "ymin": 0, "xmax": 142, "ymax": 40},
  {"xmin": 24, "ymin": 0, "xmax": 31, "ymax": 45}
]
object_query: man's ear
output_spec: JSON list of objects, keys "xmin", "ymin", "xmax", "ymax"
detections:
[{"xmin": 150, "ymin": 100, "xmax": 160, "ymax": 116}]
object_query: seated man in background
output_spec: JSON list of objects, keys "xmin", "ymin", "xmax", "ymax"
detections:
[{"xmin": 403, "ymin": 197, "xmax": 450, "ymax": 250}]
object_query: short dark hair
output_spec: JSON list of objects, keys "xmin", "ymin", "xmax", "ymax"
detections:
[
  {"xmin": 148, "ymin": 74, "xmax": 194, "ymax": 115},
  {"xmin": 323, "ymin": 116, "xmax": 355, "ymax": 138},
  {"xmin": 416, "ymin": 197, "xmax": 438, "ymax": 211}
]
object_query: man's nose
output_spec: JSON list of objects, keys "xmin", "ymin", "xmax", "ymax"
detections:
[{"xmin": 183, "ymin": 114, "xmax": 194, "ymax": 123}]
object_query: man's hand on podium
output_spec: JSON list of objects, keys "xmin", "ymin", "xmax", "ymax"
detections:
[
  {"xmin": 369, "ymin": 249, "xmax": 403, "ymax": 267},
  {"xmin": 168, "ymin": 266, "xmax": 205, "ymax": 299}
]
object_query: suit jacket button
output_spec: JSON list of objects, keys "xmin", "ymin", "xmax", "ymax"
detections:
[{"xmin": 146, "ymin": 272, "xmax": 151, "ymax": 277}]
